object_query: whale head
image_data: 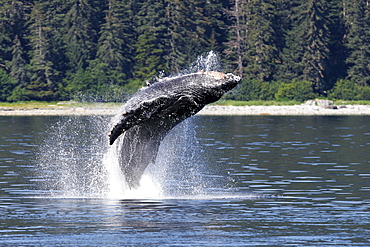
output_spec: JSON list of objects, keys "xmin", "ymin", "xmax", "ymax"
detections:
[
  {"xmin": 191, "ymin": 71, "xmax": 241, "ymax": 104},
  {"xmin": 108, "ymin": 71, "xmax": 240, "ymax": 188},
  {"xmin": 109, "ymin": 71, "xmax": 241, "ymax": 146}
]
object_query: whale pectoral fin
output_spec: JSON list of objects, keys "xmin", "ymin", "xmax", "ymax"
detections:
[
  {"xmin": 109, "ymin": 122, "xmax": 126, "ymax": 145},
  {"xmin": 109, "ymin": 96, "xmax": 172, "ymax": 145},
  {"xmin": 141, "ymin": 96, "xmax": 171, "ymax": 118},
  {"xmin": 165, "ymin": 95, "xmax": 203, "ymax": 119}
]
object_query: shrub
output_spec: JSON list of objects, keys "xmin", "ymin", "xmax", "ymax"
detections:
[
  {"xmin": 65, "ymin": 60, "xmax": 129, "ymax": 102},
  {"xmin": 328, "ymin": 79, "xmax": 357, "ymax": 100},
  {"xmin": 356, "ymin": 86, "xmax": 370, "ymax": 100},
  {"xmin": 225, "ymin": 79, "xmax": 280, "ymax": 101},
  {"xmin": 0, "ymin": 69, "xmax": 16, "ymax": 101},
  {"xmin": 275, "ymin": 80, "xmax": 316, "ymax": 102}
]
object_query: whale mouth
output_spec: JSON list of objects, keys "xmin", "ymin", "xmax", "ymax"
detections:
[
  {"xmin": 198, "ymin": 71, "xmax": 226, "ymax": 79},
  {"xmin": 198, "ymin": 71, "xmax": 242, "ymax": 82}
]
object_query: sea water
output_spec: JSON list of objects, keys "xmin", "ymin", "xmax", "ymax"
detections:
[{"xmin": 0, "ymin": 115, "xmax": 369, "ymax": 246}]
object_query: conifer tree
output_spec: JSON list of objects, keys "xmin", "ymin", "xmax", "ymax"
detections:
[
  {"xmin": 343, "ymin": 0, "xmax": 370, "ymax": 86},
  {"xmin": 10, "ymin": 35, "xmax": 28, "ymax": 86},
  {"xmin": 164, "ymin": 0, "xmax": 212, "ymax": 72},
  {"xmin": 3, "ymin": 0, "xmax": 370, "ymax": 101},
  {"xmin": 164, "ymin": 0, "xmax": 190, "ymax": 71},
  {"xmin": 0, "ymin": 0, "xmax": 13, "ymax": 68},
  {"xmin": 62, "ymin": 0, "xmax": 97, "ymax": 71},
  {"xmin": 133, "ymin": 0, "xmax": 167, "ymax": 81},
  {"xmin": 224, "ymin": 0, "xmax": 249, "ymax": 75},
  {"xmin": 280, "ymin": 0, "xmax": 330, "ymax": 93},
  {"xmin": 243, "ymin": 0, "xmax": 279, "ymax": 82},
  {"xmin": 41, "ymin": 0, "xmax": 71, "ymax": 83},
  {"xmin": 97, "ymin": 0, "xmax": 134, "ymax": 74},
  {"xmin": 0, "ymin": 68, "xmax": 16, "ymax": 101},
  {"xmin": 325, "ymin": 0, "xmax": 347, "ymax": 88},
  {"xmin": 203, "ymin": 0, "xmax": 228, "ymax": 53},
  {"xmin": 27, "ymin": 2, "xmax": 57, "ymax": 94},
  {"xmin": 0, "ymin": 0, "xmax": 31, "ymax": 74}
]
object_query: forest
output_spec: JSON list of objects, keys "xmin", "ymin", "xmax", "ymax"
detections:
[{"xmin": 1, "ymin": 0, "xmax": 370, "ymax": 102}]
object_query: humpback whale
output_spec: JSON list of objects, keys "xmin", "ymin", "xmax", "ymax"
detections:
[{"xmin": 109, "ymin": 71, "xmax": 241, "ymax": 188}]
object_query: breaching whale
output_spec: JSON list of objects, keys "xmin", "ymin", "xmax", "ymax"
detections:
[{"xmin": 109, "ymin": 71, "xmax": 241, "ymax": 188}]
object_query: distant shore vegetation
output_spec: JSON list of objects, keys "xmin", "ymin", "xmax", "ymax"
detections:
[
  {"xmin": 1, "ymin": 0, "xmax": 370, "ymax": 103},
  {"xmin": 1, "ymin": 100, "xmax": 370, "ymax": 112}
]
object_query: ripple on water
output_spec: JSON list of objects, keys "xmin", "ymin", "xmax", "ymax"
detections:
[{"xmin": 0, "ymin": 115, "xmax": 370, "ymax": 246}]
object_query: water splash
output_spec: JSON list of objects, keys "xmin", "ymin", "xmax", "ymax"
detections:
[
  {"xmin": 36, "ymin": 115, "xmax": 208, "ymax": 199},
  {"xmin": 36, "ymin": 116, "xmax": 110, "ymax": 198},
  {"xmin": 102, "ymin": 136, "xmax": 164, "ymax": 200},
  {"xmin": 180, "ymin": 51, "xmax": 222, "ymax": 75},
  {"xmin": 35, "ymin": 51, "xmax": 234, "ymax": 199}
]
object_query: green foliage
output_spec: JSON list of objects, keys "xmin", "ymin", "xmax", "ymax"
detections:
[
  {"xmin": 10, "ymin": 35, "xmax": 28, "ymax": 86},
  {"xmin": 0, "ymin": 69, "xmax": 16, "ymax": 101},
  {"xmin": 242, "ymin": 0, "xmax": 279, "ymax": 82},
  {"xmin": 275, "ymin": 80, "xmax": 317, "ymax": 102},
  {"xmin": 328, "ymin": 79, "xmax": 357, "ymax": 100},
  {"xmin": 229, "ymin": 79, "xmax": 279, "ymax": 101},
  {"xmin": 0, "ymin": 0, "xmax": 370, "ymax": 102},
  {"xmin": 65, "ymin": 60, "xmax": 127, "ymax": 102},
  {"xmin": 62, "ymin": 0, "xmax": 97, "ymax": 71},
  {"xmin": 328, "ymin": 79, "xmax": 370, "ymax": 100},
  {"xmin": 218, "ymin": 100, "xmax": 301, "ymax": 106},
  {"xmin": 225, "ymin": 79, "xmax": 318, "ymax": 102},
  {"xmin": 343, "ymin": 1, "xmax": 370, "ymax": 87},
  {"xmin": 357, "ymin": 87, "xmax": 370, "ymax": 100},
  {"xmin": 133, "ymin": 31, "xmax": 164, "ymax": 81},
  {"xmin": 7, "ymin": 86, "xmax": 28, "ymax": 102},
  {"xmin": 23, "ymin": 81, "xmax": 56, "ymax": 101},
  {"xmin": 97, "ymin": 0, "xmax": 134, "ymax": 73},
  {"xmin": 278, "ymin": 0, "xmax": 330, "ymax": 93}
]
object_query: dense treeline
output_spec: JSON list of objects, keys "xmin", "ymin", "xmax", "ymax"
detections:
[{"xmin": 1, "ymin": 0, "xmax": 370, "ymax": 102}]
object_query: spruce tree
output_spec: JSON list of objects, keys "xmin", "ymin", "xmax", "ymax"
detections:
[
  {"xmin": 0, "ymin": 68, "xmax": 16, "ymax": 101},
  {"xmin": 62, "ymin": 0, "xmax": 97, "ymax": 71},
  {"xmin": 164, "ymin": 0, "xmax": 213, "ymax": 72},
  {"xmin": 343, "ymin": 1, "xmax": 370, "ymax": 86},
  {"xmin": 164, "ymin": 0, "xmax": 190, "ymax": 71},
  {"xmin": 0, "ymin": 0, "xmax": 31, "ymax": 76},
  {"xmin": 0, "ymin": 0, "xmax": 13, "ymax": 68},
  {"xmin": 224, "ymin": 0, "xmax": 249, "ymax": 75},
  {"xmin": 280, "ymin": 0, "xmax": 330, "ymax": 93},
  {"xmin": 324, "ymin": 0, "xmax": 347, "ymax": 89},
  {"xmin": 203, "ymin": 0, "xmax": 228, "ymax": 53},
  {"xmin": 133, "ymin": 0, "xmax": 166, "ymax": 81},
  {"xmin": 27, "ymin": 1, "xmax": 58, "ymax": 100},
  {"xmin": 97, "ymin": 0, "xmax": 134, "ymax": 74},
  {"xmin": 243, "ymin": 0, "xmax": 279, "ymax": 82},
  {"xmin": 10, "ymin": 35, "xmax": 28, "ymax": 86}
]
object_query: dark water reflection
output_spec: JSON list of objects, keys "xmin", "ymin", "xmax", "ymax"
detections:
[{"xmin": 0, "ymin": 115, "xmax": 369, "ymax": 246}]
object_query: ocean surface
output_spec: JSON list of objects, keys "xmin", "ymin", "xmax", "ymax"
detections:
[{"xmin": 0, "ymin": 115, "xmax": 369, "ymax": 246}]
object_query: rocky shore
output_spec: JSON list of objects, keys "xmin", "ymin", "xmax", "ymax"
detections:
[
  {"xmin": 1, "ymin": 101, "xmax": 370, "ymax": 116},
  {"xmin": 0, "ymin": 106, "xmax": 120, "ymax": 116},
  {"xmin": 198, "ymin": 104, "xmax": 370, "ymax": 116}
]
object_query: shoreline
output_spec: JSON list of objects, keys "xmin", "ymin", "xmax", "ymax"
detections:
[
  {"xmin": 199, "ymin": 104, "xmax": 370, "ymax": 116},
  {"xmin": 1, "ymin": 104, "xmax": 370, "ymax": 116}
]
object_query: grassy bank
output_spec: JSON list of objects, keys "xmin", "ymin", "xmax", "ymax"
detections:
[
  {"xmin": 0, "ymin": 101, "xmax": 121, "ymax": 110},
  {"xmin": 217, "ymin": 99, "xmax": 370, "ymax": 106},
  {"xmin": 333, "ymin": 100, "xmax": 370, "ymax": 105},
  {"xmin": 1, "ymin": 100, "xmax": 370, "ymax": 110},
  {"xmin": 216, "ymin": 100, "xmax": 302, "ymax": 106}
]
